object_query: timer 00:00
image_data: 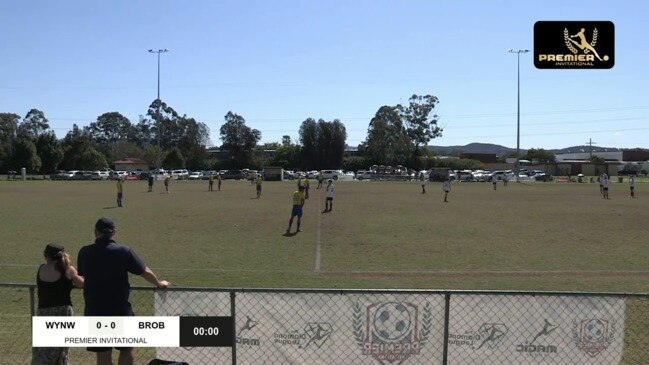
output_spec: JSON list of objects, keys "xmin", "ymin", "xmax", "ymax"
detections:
[{"xmin": 193, "ymin": 327, "xmax": 219, "ymax": 336}]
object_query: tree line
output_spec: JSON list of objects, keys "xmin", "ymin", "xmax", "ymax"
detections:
[{"xmin": 0, "ymin": 94, "xmax": 448, "ymax": 174}]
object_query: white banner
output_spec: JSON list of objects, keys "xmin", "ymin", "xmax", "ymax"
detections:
[
  {"xmin": 234, "ymin": 292, "xmax": 446, "ymax": 365},
  {"xmin": 154, "ymin": 291, "xmax": 232, "ymax": 365},
  {"xmin": 447, "ymin": 295, "xmax": 626, "ymax": 365},
  {"xmin": 153, "ymin": 291, "xmax": 627, "ymax": 365}
]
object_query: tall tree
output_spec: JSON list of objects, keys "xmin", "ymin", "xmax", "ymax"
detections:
[
  {"xmin": 163, "ymin": 147, "xmax": 185, "ymax": 169},
  {"xmin": 272, "ymin": 136, "xmax": 300, "ymax": 168},
  {"xmin": 18, "ymin": 109, "xmax": 50, "ymax": 139},
  {"xmin": 0, "ymin": 113, "xmax": 20, "ymax": 171},
  {"xmin": 11, "ymin": 138, "xmax": 41, "ymax": 172},
  {"xmin": 59, "ymin": 124, "xmax": 106, "ymax": 170},
  {"xmin": 85, "ymin": 112, "xmax": 133, "ymax": 144},
  {"xmin": 36, "ymin": 131, "xmax": 64, "ymax": 174},
  {"xmin": 298, "ymin": 118, "xmax": 319, "ymax": 169},
  {"xmin": 147, "ymin": 99, "xmax": 180, "ymax": 149},
  {"xmin": 399, "ymin": 94, "xmax": 442, "ymax": 168},
  {"xmin": 219, "ymin": 112, "xmax": 261, "ymax": 168},
  {"xmin": 362, "ymin": 106, "xmax": 410, "ymax": 165}
]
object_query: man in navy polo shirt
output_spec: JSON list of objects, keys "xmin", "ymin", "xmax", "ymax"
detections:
[{"xmin": 78, "ymin": 217, "xmax": 169, "ymax": 365}]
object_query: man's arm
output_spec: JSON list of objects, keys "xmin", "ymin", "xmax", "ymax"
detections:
[{"xmin": 140, "ymin": 267, "xmax": 170, "ymax": 288}]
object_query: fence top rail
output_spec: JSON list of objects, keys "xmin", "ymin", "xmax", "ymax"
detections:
[{"xmin": 2, "ymin": 283, "xmax": 647, "ymax": 297}]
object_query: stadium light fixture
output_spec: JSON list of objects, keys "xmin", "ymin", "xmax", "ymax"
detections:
[
  {"xmin": 508, "ymin": 49, "xmax": 529, "ymax": 176},
  {"xmin": 148, "ymin": 49, "xmax": 170, "ymax": 173}
]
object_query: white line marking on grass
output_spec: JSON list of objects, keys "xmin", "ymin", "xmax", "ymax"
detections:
[{"xmin": 315, "ymin": 190, "xmax": 322, "ymax": 274}]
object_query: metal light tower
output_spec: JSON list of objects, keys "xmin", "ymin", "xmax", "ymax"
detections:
[
  {"xmin": 508, "ymin": 49, "xmax": 529, "ymax": 176},
  {"xmin": 148, "ymin": 49, "xmax": 170, "ymax": 173}
]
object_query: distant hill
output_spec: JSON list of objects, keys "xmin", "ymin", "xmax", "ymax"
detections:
[
  {"xmin": 426, "ymin": 143, "xmax": 643, "ymax": 156},
  {"xmin": 427, "ymin": 143, "xmax": 515, "ymax": 156}
]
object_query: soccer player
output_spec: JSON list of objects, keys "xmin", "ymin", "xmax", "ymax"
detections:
[
  {"xmin": 419, "ymin": 173, "xmax": 427, "ymax": 194},
  {"xmin": 304, "ymin": 177, "xmax": 310, "ymax": 199},
  {"xmin": 255, "ymin": 174, "xmax": 263, "ymax": 198},
  {"xmin": 602, "ymin": 176, "xmax": 610, "ymax": 199},
  {"xmin": 492, "ymin": 177, "xmax": 497, "ymax": 190},
  {"xmin": 116, "ymin": 178, "xmax": 124, "ymax": 207},
  {"xmin": 147, "ymin": 174, "xmax": 154, "ymax": 192},
  {"xmin": 164, "ymin": 175, "xmax": 171, "ymax": 194},
  {"xmin": 217, "ymin": 173, "xmax": 222, "ymax": 191},
  {"xmin": 287, "ymin": 186, "xmax": 306, "ymax": 234},
  {"xmin": 629, "ymin": 175, "xmax": 636, "ymax": 198},
  {"xmin": 325, "ymin": 179, "xmax": 334, "ymax": 211},
  {"xmin": 208, "ymin": 173, "xmax": 214, "ymax": 191},
  {"xmin": 443, "ymin": 177, "xmax": 451, "ymax": 202},
  {"xmin": 317, "ymin": 171, "xmax": 324, "ymax": 189}
]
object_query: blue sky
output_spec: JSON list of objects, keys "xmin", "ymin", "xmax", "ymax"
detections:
[{"xmin": 2, "ymin": 0, "xmax": 648, "ymax": 150}]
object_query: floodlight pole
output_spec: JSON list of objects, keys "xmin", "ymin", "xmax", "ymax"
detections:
[
  {"xmin": 508, "ymin": 49, "xmax": 528, "ymax": 176},
  {"xmin": 148, "ymin": 49, "xmax": 170, "ymax": 173}
]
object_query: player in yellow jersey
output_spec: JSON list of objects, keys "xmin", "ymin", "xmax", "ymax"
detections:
[
  {"xmin": 286, "ymin": 186, "xmax": 306, "ymax": 234},
  {"xmin": 164, "ymin": 175, "xmax": 171, "ymax": 194},
  {"xmin": 116, "ymin": 178, "xmax": 124, "ymax": 207},
  {"xmin": 255, "ymin": 174, "xmax": 263, "ymax": 198},
  {"xmin": 208, "ymin": 173, "xmax": 214, "ymax": 191}
]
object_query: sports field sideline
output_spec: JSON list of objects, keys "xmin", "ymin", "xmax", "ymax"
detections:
[{"xmin": 1, "ymin": 178, "xmax": 647, "ymax": 292}]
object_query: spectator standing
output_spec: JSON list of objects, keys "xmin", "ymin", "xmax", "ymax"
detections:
[
  {"xmin": 32, "ymin": 244, "xmax": 84, "ymax": 365},
  {"xmin": 77, "ymin": 218, "xmax": 169, "ymax": 365}
]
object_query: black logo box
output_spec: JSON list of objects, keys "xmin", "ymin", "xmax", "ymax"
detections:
[{"xmin": 534, "ymin": 21, "xmax": 614, "ymax": 69}]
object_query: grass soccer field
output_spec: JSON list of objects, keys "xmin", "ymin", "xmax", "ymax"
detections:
[{"xmin": 1, "ymin": 178, "xmax": 648, "ymax": 292}]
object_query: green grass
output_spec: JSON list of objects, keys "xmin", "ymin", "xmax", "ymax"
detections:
[{"xmin": 0, "ymin": 179, "xmax": 647, "ymax": 363}]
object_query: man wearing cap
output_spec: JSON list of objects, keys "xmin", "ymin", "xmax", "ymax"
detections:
[{"xmin": 77, "ymin": 217, "xmax": 169, "ymax": 365}]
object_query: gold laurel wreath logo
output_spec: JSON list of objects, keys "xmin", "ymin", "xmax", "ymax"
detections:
[{"xmin": 564, "ymin": 28, "xmax": 579, "ymax": 54}]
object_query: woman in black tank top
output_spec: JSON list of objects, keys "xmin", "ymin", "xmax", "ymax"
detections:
[{"xmin": 32, "ymin": 244, "xmax": 84, "ymax": 365}]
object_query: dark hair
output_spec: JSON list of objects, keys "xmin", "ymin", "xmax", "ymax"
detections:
[{"xmin": 43, "ymin": 244, "xmax": 66, "ymax": 274}]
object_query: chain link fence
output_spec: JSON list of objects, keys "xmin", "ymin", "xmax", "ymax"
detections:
[{"xmin": 2, "ymin": 284, "xmax": 647, "ymax": 364}]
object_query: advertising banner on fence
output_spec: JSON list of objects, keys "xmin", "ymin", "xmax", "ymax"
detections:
[
  {"xmin": 447, "ymin": 295, "xmax": 626, "ymax": 365},
  {"xmin": 234, "ymin": 292, "xmax": 446, "ymax": 365},
  {"xmin": 155, "ymin": 291, "xmax": 232, "ymax": 365}
]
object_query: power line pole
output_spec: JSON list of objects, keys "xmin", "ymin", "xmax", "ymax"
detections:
[{"xmin": 585, "ymin": 138, "xmax": 597, "ymax": 160}]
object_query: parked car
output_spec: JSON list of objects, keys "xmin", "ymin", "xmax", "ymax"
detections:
[
  {"xmin": 472, "ymin": 170, "xmax": 488, "ymax": 182},
  {"xmin": 322, "ymin": 170, "xmax": 342, "ymax": 181},
  {"xmin": 91, "ymin": 171, "xmax": 109, "ymax": 180},
  {"xmin": 356, "ymin": 170, "xmax": 372, "ymax": 180},
  {"xmin": 188, "ymin": 171, "xmax": 204, "ymax": 180},
  {"xmin": 283, "ymin": 170, "xmax": 296, "ymax": 180},
  {"xmin": 533, "ymin": 173, "xmax": 552, "ymax": 182},
  {"xmin": 488, "ymin": 170, "xmax": 515, "ymax": 182},
  {"xmin": 51, "ymin": 170, "xmax": 68, "ymax": 180},
  {"xmin": 222, "ymin": 170, "xmax": 245, "ymax": 180},
  {"xmin": 171, "ymin": 169, "xmax": 189, "ymax": 180}
]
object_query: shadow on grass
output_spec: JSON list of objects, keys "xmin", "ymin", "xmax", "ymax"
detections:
[
  {"xmin": 102, "ymin": 206, "xmax": 117, "ymax": 210},
  {"xmin": 283, "ymin": 231, "xmax": 298, "ymax": 237}
]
